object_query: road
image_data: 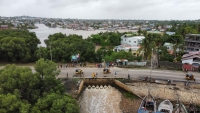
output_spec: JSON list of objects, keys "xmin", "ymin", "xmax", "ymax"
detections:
[
  {"xmin": 57, "ymin": 67, "xmax": 200, "ymax": 82},
  {"xmin": 1, "ymin": 66, "xmax": 200, "ymax": 82}
]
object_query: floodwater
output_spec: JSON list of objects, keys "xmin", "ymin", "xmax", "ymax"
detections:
[
  {"xmin": 29, "ymin": 24, "xmax": 107, "ymax": 46},
  {"xmin": 79, "ymin": 85, "xmax": 122, "ymax": 113},
  {"xmin": 29, "ymin": 24, "xmax": 137, "ymax": 47}
]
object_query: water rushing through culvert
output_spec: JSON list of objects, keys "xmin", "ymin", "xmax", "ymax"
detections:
[{"xmin": 79, "ymin": 85, "xmax": 122, "ymax": 113}]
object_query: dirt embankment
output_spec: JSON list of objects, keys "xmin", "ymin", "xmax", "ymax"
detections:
[{"xmin": 127, "ymin": 81, "xmax": 200, "ymax": 105}]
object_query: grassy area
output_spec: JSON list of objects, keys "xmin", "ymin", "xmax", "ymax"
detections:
[
  {"xmin": 197, "ymin": 105, "xmax": 200, "ymax": 110},
  {"xmin": 72, "ymin": 78, "xmax": 81, "ymax": 83},
  {"xmin": 123, "ymin": 92, "xmax": 138, "ymax": 100}
]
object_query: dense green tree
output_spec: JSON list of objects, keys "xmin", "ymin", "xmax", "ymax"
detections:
[
  {"xmin": 0, "ymin": 29, "xmax": 40, "ymax": 62},
  {"xmin": 0, "ymin": 64, "xmax": 40, "ymax": 103},
  {"xmin": 31, "ymin": 93, "xmax": 79, "ymax": 113},
  {"xmin": 87, "ymin": 31, "xmax": 121, "ymax": 46},
  {"xmin": 158, "ymin": 46, "xmax": 174, "ymax": 62},
  {"xmin": 42, "ymin": 33, "xmax": 96, "ymax": 62},
  {"xmin": 137, "ymin": 28, "xmax": 142, "ymax": 36},
  {"xmin": 166, "ymin": 35, "xmax": 184, "ymax": 59},
  {"xmin": 0, "ymin": 59, "xmax": 79, "ymax": 113},
  {"xmin": 0, "ymin": 93, "xmax": 21, "ymax": 113},
  {"xmin": 34, "ymin": 58, "xmax": 64, "ymax": 95},
  {"xmin": 104, "ymin": 51, "xmax": 141, "ymax": 62}
]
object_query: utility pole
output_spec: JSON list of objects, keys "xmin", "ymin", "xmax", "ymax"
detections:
[
  {"xmin": 150, "ymin": 48, "xmax": 153, "ymax": 81},
  {"xmin": 39, "ymin": 45, "xmax": 41, "ymax": 58},
  {"xmin": 50, "ymin": 42, "xmax": 52, "ymax": 61}
]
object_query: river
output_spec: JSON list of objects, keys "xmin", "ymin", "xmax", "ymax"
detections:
[
  {"xmin": 28, "ymin": 24, "xmax": 105, "ymax": 46},
  {"xmin": 29, "ymin": 24, "xmax": 137, "ymax": 47}
]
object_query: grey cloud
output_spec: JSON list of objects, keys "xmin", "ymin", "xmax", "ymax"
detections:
[{"xmin": 0, "ymin": 0, "xmax": 200, "ymax": 20}]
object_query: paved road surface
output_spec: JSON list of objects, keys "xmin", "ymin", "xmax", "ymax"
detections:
[
  {"xmin": 1, "ymin": 66, "xmax": 200, "ymax": 82},
  {"xmin": 58, "ymin": 67, "xmax": 200, "ymax": 82}
]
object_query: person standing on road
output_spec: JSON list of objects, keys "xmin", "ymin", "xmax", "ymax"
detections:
[
  {"xmin": 66, "ymin": 73, "xmax": 68, "ymax": 79},
  {"xmin": 96, "ymin": 72, "xmax": 98, "ymax": 78},
  {"xmin": 128, "ymin": 73, "xmax": 130, "ymax": 79}
]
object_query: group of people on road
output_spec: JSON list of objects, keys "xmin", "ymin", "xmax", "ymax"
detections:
[
  {"xmin": 80, "ymin": 62, "xmax": 86, "ymax": 67},
  {"xmin": 65, "ymin": 70, "xmax": 132, "ymax": 80},
  {"xmin": 57, "ymin": 62, "xmax": 87, "ymax": 69}
]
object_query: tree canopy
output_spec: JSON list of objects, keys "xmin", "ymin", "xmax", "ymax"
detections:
[
  {"xmin": 35, "ymin": 33, "xmax": 96, "ymax": 62},
  {"xmin": 0, "ymin": 29, "xmax": 40, "ymax": 62},
  {"xmin": 0, "ymin": 58, "xmax": 79, "ymax": 113}
]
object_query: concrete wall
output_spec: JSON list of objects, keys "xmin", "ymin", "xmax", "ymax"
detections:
[
  {"xmin": 114, "ymin": 80, "xmax": 142, "ymax": 99},
  {"xmin": 127, "ymin": 62, "xmax": 147, "ymax": 66},
  {"xmin": 83, "ymin": 78, "xmax": 115, "ymax": 85},
  {"xmin": 77, "ymin": 80, "xmax": 84, "ymax": 95}
]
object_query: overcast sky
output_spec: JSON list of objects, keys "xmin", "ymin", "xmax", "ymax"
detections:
[{"xmin": 0, "ymin": 0, "xmax": 200, "ymax": 20}]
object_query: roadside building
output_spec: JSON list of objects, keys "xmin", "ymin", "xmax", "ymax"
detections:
[
  {"xmin": 163, "ymin": 42, "xmax": 180, "ymax": 54},
  {"xmin": 166, "ymin": 32, "xmax": 175, "ymax": 35},
  {"xmin": 0, "ymin": 25, "xmax": 8, "ymax": 30},
  {"xmin": 116, "ymin": 59, "xmax": 128, "ymax": 65},
  {"xmin": 114, "ymin": 34, "xmax": 145, "ymax": 55},
  {"xmin": 147, "ymin": 31, "xmax": 162, "ymax": 34},
  {"xmin": 184, "ymin": 34, "xmax": 200, "ymax": 53},
  {"xmin": 181, "ymin": 51, "xmax": 200, "ymax": 71}
]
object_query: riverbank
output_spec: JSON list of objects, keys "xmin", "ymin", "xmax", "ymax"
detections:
[{"xmin": 128, "ymin": 81, "xmax": 200, "ymax": 105}]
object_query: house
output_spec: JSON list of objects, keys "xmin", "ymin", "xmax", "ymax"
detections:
[
  {"xmin": 116, "ymin": 59, "xmax": 128, "ymax": 65},
  {"xmin": 181, "ymin": 51, "xmax": 200, "ymax": 71},
  {"xmin": 166, "ymin": 32, "xmax": 175, "ymax": 35},
  {"xmin": 165, "ymin": 25, "xmax": 172, "ymax": 29},
  {"xmin": 184, "ymin": 34, "xmax": 200, "ymax": 53},
  {"xmin": 164, "ymin": 43, "xmax": 174, "ymax": 54},
  {"xmin": 0, "ymin": 25, "xmax": 8, "ymax": 30},
  {"xmin": 120, "ymin": 34, "xmax": 144, "ymax": 46},
  {"xmin": 147, "ymin": 31, "xmax": 162, "ymax": 34},
  {"xmin": 114, "ymin": 34, "xmax": 145, "ymax": 55}
]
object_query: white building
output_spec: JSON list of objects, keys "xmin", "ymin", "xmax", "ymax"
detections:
[
  {"xmin": 163, "ymin": 42, "xmax": 180, "ymax": 54},
  {"xmin": 166, "ymin": 32, "xmax": 175, "ymax": 35},
  {"xmin": 120, "ymin": 34, "xmax": 144, "ymax": 46},
  {"xmin": 114, "ymin": 34, "xmax": 145, "ymax": 55}
]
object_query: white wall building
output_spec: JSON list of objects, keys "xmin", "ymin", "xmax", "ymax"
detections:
[
  {"xmin": 166, "ymin": 32, "xmax": 175, "ymax": 35},
  {"xmin": 114, "ymin": 34, "xmax": 145, "ymax": 55},
  {"xmin": 120, "ymin": 34, "xmax": 144, "ymax": 46},
  {"xmin": 163, "ymin": 42, "xmax": 180, "ymax": 54}
]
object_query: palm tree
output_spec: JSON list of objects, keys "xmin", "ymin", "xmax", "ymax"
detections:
[
  {"xmin": 166, "ymin": 35, "xmax": 184, "ymax": 60},
  {"xmin": 138, "ymin": 33, "xmax": 155, "ymax": 61},
  {"xmin": 137, "ymin": 27, "xmax": 142, "ymax": 36}
]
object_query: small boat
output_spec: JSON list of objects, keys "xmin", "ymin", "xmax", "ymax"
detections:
[
  {"xmin": 173, "ymin": 95, "xmax": 188, "ymax": 113},
  {"xmin": 173, "ymin": 101, "xmax": 188, "ymax": 113},
  {"xmin": 138, "ymin": 91, "xmax": 160, "ymax": 113},
  {"xmin": 188, "ymin": 102, "xmax": 200, "ymax": 113},
  {"xmin": 158, "ymin": 100, "xmax": 173, "ymax": 113}
]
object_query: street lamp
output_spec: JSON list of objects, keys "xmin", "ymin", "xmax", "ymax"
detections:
[{"xmin": 149, "ymin": 48, "xmax": 153, "ymax": 81}]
